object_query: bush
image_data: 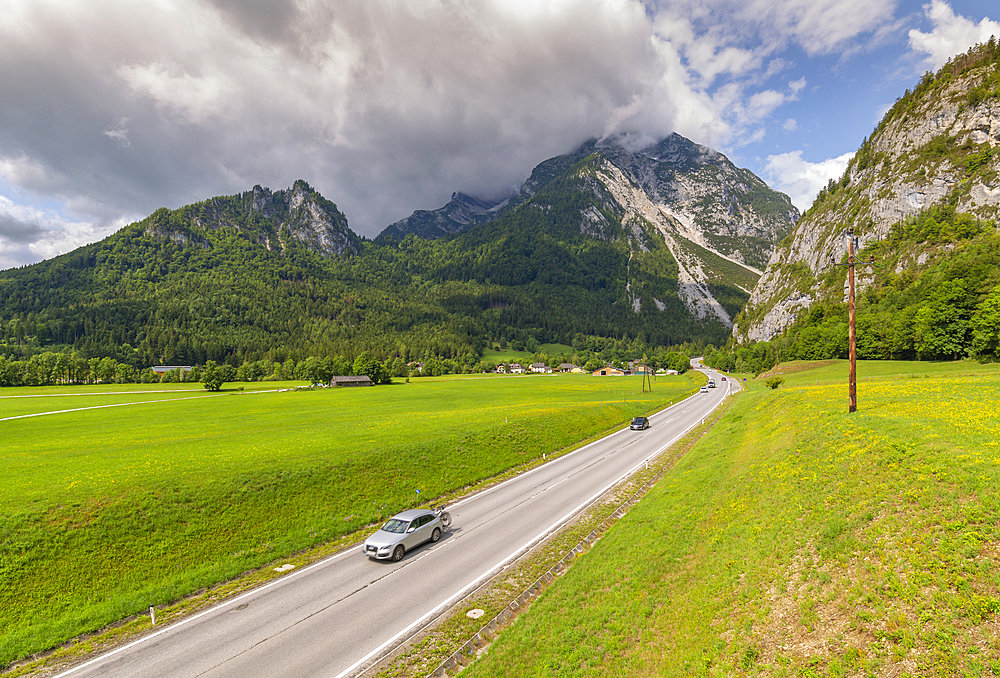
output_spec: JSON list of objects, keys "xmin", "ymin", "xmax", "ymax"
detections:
[{"xmin": 765, "ymin": 376, "xmax": 784, "ymax": 390}]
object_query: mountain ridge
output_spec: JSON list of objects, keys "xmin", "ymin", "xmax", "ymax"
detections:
[
  {"xmin": 379, "ymin": 133, "xmax": 797, "ymax": 272},
  {"xmin": 0, "ymin": 135, "xmax": 798, "ymax": 366}
]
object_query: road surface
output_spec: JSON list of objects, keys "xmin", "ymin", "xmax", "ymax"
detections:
[{"xmin": 55, "ymin": 368, "xmax": 736, "ymax": 678}]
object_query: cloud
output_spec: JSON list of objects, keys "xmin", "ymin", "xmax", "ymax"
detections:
[
  {"xmin": 0, "ymin": 194, "xmax": 108, "ymax": 270},
  {"xmin": 761, "ymin": 150, "xmax": 855, "ymax": 212},
  {"xmin": 0, "ymin": 210, "xmax": 44, "ymax": 246},
  {"xmin": 909, "ymin": 0, "xmax": 1000, "ymax": 70},
  {"xmin": 102, "ymin": 117, "xmax": 131, "ymax": 148},
  {"xmin": 0, "ymin": 0, "xmax": 905, "ymax": 266},
  {"xmin": 651, "ymin": 0, "xmax": 898, "ymax": 60}
]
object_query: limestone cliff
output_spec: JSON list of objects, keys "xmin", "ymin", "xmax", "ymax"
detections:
[
  {"xmin": 146, "ymin": 180, "xmax": 360, "ymax": 259},
  {"xmin": 379, "ymin": 133, "xmax": 798, "ymax": 327},
  {"xmin": 736, "ymin": 41, "xmax": 1000, "ymax": 342}
]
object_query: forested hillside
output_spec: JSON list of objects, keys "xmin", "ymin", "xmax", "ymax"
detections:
[
  {"xmin": 0, "ymin": 178, "xmax": 726, "ymax": 371},
  {"xmin": 709, "ymin": 204, "xmax": 1000, "ymax": 374},
  {"xmin": 0, "ymin": 131, "xmax": 798, "ymax": 374}
]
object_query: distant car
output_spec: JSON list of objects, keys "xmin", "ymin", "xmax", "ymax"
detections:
[
  {"xmin": 721, "ymin": 377, "xmax": 727, "ymax": 381},
  {"xmin": 700, "ymin": 386, "xmax": 708, "ymax": 393},
  {"xmin": 630, "ymin": 416, "xmax": 649, "ymax": 430},
  {"xmin": 362, "ymin": 509, "xmax": 443, "ymax": 561}
]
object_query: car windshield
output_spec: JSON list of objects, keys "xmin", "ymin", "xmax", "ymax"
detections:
[
  {"xmin": 381, "ymin": 518, "xmax": 409, "ymax": 534},
  {"xmin": 632, "ymin": 418, "xmax": 643, "ymax": 423}
]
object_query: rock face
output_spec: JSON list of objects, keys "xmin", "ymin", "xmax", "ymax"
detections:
[
  {"xmin": 737, "ymin": 43, "xmax": 1000, "ymax": 342},
  {"xmin": 277, "ymin": 181, "xmax": 359, "ymax": 258},
  {"xmin": 147, "ymin": 180, "xmax": 360, "ymax": 259},
  {"xmin": 586, "ymin": 134, "xmax": 799, "ymax": 271},
  {"xmin": 377, "ymin": 133, "xmax": 798, "ymax": 326},
  {"xmin": 532, "ymin": 135, "xmax": 798, "ymax": 326},
  {"xmin": 583, "ymin": 155, "xmax": 736, "ymax": 325},
  {"xmin": 377, "ymin": 133, "xmax": 798, "ymax": 271}
]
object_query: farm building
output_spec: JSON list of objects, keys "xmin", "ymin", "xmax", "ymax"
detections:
[
  {"xmin": 329, "ymin": 375, "xmax": 373, "ymax": 387},
  {"xmin": 592, "ymin": 366, "xmax": 626, "ymax": 376}
]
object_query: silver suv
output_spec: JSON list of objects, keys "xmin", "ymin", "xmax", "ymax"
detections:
[{"xmin": 362, "ymin": 509, "xmax": 443, "ymax": 561}]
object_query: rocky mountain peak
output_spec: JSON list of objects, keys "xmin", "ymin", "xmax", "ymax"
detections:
[
  {"xmin": 144, "ymin": 181, "xmax": 359, "ymax": 259},
  {"xmin": 273, "ymin": 181, "xmax": 358, "ymax": 257},
  {"xmin": 376, "ymin": 133, "xmax": 797, "ymax": 272}
]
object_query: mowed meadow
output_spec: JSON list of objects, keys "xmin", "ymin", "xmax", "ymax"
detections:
[
  {"xmin": 466, "ymin": 360, "xmax": 1000, "ymax": 677},
  {"xmin": 0, "ymin": 372, "xmax": 700, "ymax": 667}
]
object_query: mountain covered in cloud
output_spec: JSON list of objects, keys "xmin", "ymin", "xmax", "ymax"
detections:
[
  {"xmin": 377, "ymin": 193, "xmax": 507, "ymax": 241},
  {"xmin": 383, "ymin": 134, "xmax": 798, "ymax": 271},
  {"xmin": 380, "ymin": 133, "xmax": 799, "ymax": 327},
  {"xmin": 736, "ymin": 40, "xmax": 1000, "ymax": 348}
]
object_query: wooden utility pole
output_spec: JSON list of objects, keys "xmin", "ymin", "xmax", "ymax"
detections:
[
  {"xmin": 847, "ymin": 231, "xmax": 857, "ymax": 413},
  {"xmin": 832, "ymin": 229, "xmax": 874, "ymax": 413}
]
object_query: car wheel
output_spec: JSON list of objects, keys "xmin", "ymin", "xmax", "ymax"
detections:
[
  {"xmin": 431, "ymin": 527, "xmax": 441, "ymax": 542},
  {"xmin": 391, "ymin": 545, "xmax": 405, "ymax": 562}
]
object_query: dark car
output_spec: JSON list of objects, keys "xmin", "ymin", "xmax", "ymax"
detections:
[{"xmin": 630, "ymin": 416, "xmax": 649, "ymax": 430}]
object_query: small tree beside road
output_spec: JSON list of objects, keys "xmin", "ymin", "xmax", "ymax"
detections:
[{"xmin": 202, "ymin": 360, "xmax": 224, "ymax": 392}]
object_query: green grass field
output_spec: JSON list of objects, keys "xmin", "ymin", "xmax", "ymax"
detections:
[
  {"xmin": 0, "ymin": 372, "xmax": 701, "ymax": 667},
  {"xmin": 466, "ymin": 360, "xmax": 1000, "ymax": 677}
]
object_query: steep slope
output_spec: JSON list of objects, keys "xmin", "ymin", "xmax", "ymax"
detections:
[
  {"xmin": 737, "ymin": 40, "xmax": 1000, "ymax": 344},
  {"xmin": 380, "ymin": 134, "xmax": 797, "ymax": 327},
  {"xmin": 377, "ymin": 134, "xmax": 797, "ymax": 272},
  {"xmin": 143, "ymin": 180, "xmax": 361, "ymax": 257},
  {"xmin": 589, "ymin": 134, "xmax": 799, "ymax": 271},
  {"xmin": 0, "ymin": 181, "xmax": 470, "ymax": 365},
  {"xmin": 0, "ymin": 138, "xmax": 796, "ymax": 366},
  {"xmin": 0, "ymin": 173, "xmax": 741, "ymax": 365}
]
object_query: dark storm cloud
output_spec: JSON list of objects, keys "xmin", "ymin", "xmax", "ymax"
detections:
[
  {"xmin": 0, "ymin": 0, "xmax": 906, "ymax": 267},
  {"xmin": 0, "ymin": 0, "xmax": 688, "ymax": 245},
  {"xmin": 207, "ymin": 0, "xmax": 298, "ymax": 42},
  {"xmin": 0, "ymin": 213, "xmax": 44, "ymax": 245}
]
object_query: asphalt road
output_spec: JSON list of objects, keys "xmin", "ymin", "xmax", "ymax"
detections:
[{"xmin": 55, "ymin": 368, "xmax": 737, "ymax": 678}]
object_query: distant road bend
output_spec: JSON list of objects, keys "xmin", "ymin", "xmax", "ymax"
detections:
[{"xmin": 56, "ymin": 367, "xmax": 738, "ymax": 678}]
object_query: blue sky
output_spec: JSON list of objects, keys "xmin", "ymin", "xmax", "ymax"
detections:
[{"xmin": 0, "ymin": 0, "xmax": 997, "ymax": 269}]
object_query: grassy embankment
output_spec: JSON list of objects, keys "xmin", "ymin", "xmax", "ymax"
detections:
[
  {"xmin": 0, "ymin": 371, "xmax": 700, "ymax": 668},
  {"xmin": 466, "ymin": 360, "xmax": 1000, "ymax": 677}
]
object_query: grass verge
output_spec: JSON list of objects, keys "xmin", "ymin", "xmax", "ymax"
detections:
[
  {"xmin": 371, "ymin": 384, "xmax": 738, "ymax": 678},
  {"xmin": 462, "ymin": 360, "xmax": 1000, "ymax": 677}
]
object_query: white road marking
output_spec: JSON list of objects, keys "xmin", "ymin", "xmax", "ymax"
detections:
[
  {"xmin": 1, "ymin": 389, "xmax": 282, "ymax": 422},
  {"xmin": 334, "ymin": 393, "xmax": 722, "ymax": 678}
]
